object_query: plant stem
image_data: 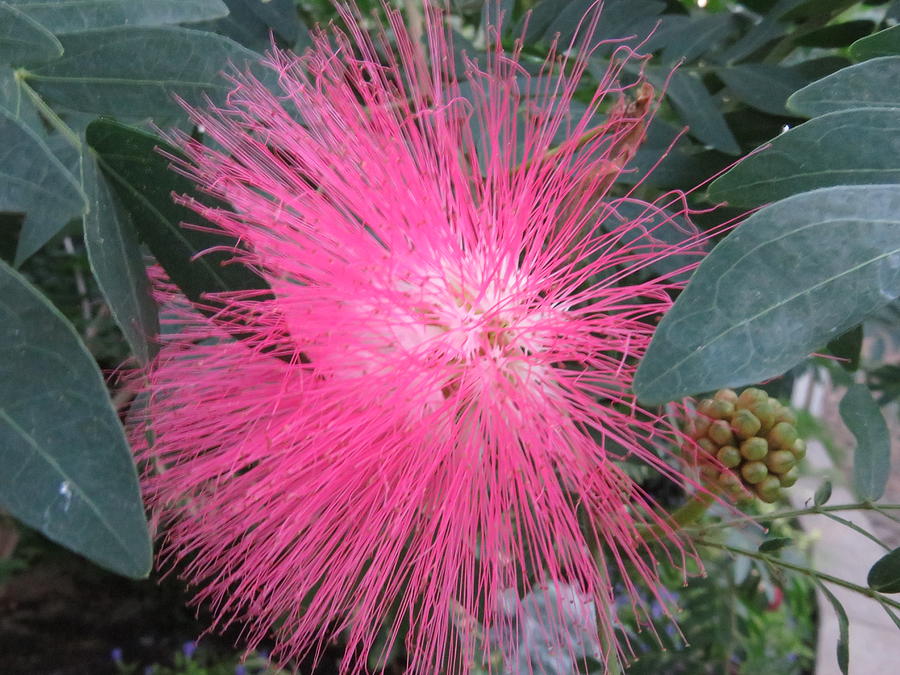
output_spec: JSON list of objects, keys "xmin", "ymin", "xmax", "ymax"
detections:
[
  {"xmin": 694, "ymin": 538, "xmax": 900, "ymax": 612},
  {"xmin": 15, "ymin": 69, "xmax": 82, "ymax": 150},
  {"xmin": 689, "ymin": 502, "xmax": 900, "ymax": 532}
]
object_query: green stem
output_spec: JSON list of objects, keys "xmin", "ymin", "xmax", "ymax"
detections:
[
  {"xmin": 689, "ymin": 502, "xmax": 900, "ymax": 532},
  {"xmin": 695, "ymin": 538, "xmax": 900, "ymax": 612}
]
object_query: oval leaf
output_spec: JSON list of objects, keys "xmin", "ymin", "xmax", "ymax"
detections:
[
  {"xmin": 850, "ymin": 25, "xmax": 900, "ymax": 61},
  {"xmin": 0, "ymin": 1, "xmax": 62, "ymax": 65},
  {"xmin": 716, "ymin": 64, "xmax": 809, "ymax": 116},
  {"xmin": 759, "ymin": 537, "xmax": 793, "ymax": 552},
  {"xmin": 0, "ymin": 108, "xmax": 85, "ymax": 265},
  {"xmin": 83, "ymin": 153, "xmax": 159, "ymax": 366},
  {"xmin": 23, "ymin": 26, "xmax": 266, "ymax": 118},
  {"xmin": 0, "ymin": 260, "xmax": 151, "ymax": 577},
  {"xmin": 634, "ymin": 185, "xmax": 900, "ymax": 404},
  {"xmin": 708, "ymin": 108, "xmax": 900, "ymax": 207},
  {"xmin": 839, "ymin": 383, "xmax": 891, "ymax": 502},
  {"xmin": 816, "ymin": 581, "xmax": 850, "ymax": 675},
  {"xmin": 788, "ymin": 57, "xmax": 900, "ymax": 117},
  {"xmin": 85, "ymin": 119, "xmax": 270, "ymax": 308},
  {"xmin": 814, "ymin": 480, "xmax": 833, "ymax": 506},
  {"xmin": 868, "ymin": 547, "xmax": 900, "ymax": 593},
  {"xmin": 6, "ymin": 0, "xmax": 229, "ymax": 34}
]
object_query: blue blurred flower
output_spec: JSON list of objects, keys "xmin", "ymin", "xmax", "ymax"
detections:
[
  {"xmin": 234, "ymin": 666, "xmax": 248, "ymax": 675},
  {"xmin": 182, "ymin": 641, "xmax": 198, "ymax": 659},
  {"xmin": 110, "ymin": 648, "xmax": 124, "ymax": 663}
]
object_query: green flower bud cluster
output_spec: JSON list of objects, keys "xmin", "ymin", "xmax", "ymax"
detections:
[{"xmin": 687, "ymin": 388, "xmax": 806, "ymax": 503}]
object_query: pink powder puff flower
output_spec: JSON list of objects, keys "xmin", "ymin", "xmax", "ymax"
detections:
[{"xmin": 134, "ymin": 3, "xmax": 720, "ymax": 673}]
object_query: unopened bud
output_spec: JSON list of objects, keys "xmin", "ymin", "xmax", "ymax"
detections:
[
  {"xmin": 731, "ymin": 409, "xmax": 761, "ymax": 440},
  {"xmin": 740, "ymin": 437, "xmax": 768, "ymax": 461},
  {"xmin": 737, "ymin": 388, "xmax": 768, "ymax": 410},
  {"xmin": 779, "ymin": 465, "xmax": 799, "ymax": 488},
  {"xmin": 708, "ymin": 420, "xmax": 735, "ymax": 446},
  {"xmin": 714, "ymin": 389, "xmax": 739, "ymax": 405},
  {"xmin": 756, "ymin": 475, "xmax": 782, "ymax": 503},
  {"xmin": 691, "ymin": 415, "xmax": 711, "ymax": 439},
  {"xmin": 741, "ymin": 461, "xmax": 768, "ymax": 485},
  {"xmin": 768, "ymin": 422, "xmax": 798, "ymax": 451},
  {"xmin": 717, "ymin": 445, "xmax": 741, "ymax": 469},
  {"xmin": 718, "ymin": 471, "xmax": 743, "ymax": 493},
  {"xmin": 765, "ymin": 450, "xmax": 796, "ymax": 475},
  {"xmin": 790, "ymin": 437, "xmax": 806, "ymax": 460},
  {"xmin": 773, "ymin": 404, "xmax": 797, "ymax": 426},
  {"xmin": 698, "ymin": 438, "xmax": 717, "ymax": 455},
  {"xmin": 747, "ymin": 399, "xmax": 776, "ymax": 433}
]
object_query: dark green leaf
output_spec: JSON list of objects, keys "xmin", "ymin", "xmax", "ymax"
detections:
[
  {"xmin": 661, "ymin": 13, "xmax": 736, "ymax": 64},
  {"xmin": 782, "ymin": 0, "xmax": 856, "ymax": 20},
  {"xmin": 814, "ymin": 480, "xmax": 833, "ymax": 506},
  {"xmin": 0, "ymin": 66, "xmax": 42, "ymax": 132},
  {"xmin": 82, "ymin": 153, "xmax": 159, "ymax": 365},
  {"xmin": 648, "ymin": 68, "xmax": 741, "ymax": 155},
  {"xmin": 787, "ymin": 57, "xmax": 900, "ymax": 117},
  {"xmin": 816, "ymin": 581, "xmax": 849, "ymax": 675},
  {"xmin": 794, "ymin": 20, "xmax": 875, "ymax": 48},
  {"xmin": 759, "ymin": 537, "xmax": 793, "ymax": 552},
  {"xmin": 544, "ymin": 0, "xmax": 664, "ymax": 48},
  {"xmin": 85, "ymin": 119, "xmax": 269, "ymax": 309},
  {"xmin": 716, "ymin": 63, "xmax": 809, "ymax": 116},
  {"xmin": 23, "ymin": 27, "xmax": 266, "ymax": 118},
  {"xmin": 0, "ymin": 108, "xmax": 85, "ymax": 265},
  {"xmin": 850, "ymin": 25, "xmax": 900, "ymax": 60},
  {"xmin": 6, "ymin": 0, "xmax": 229, "ymax": 34},
  {"xmin": 717, "ymin": 8, "xmax": 788, "ymax": 64},
  {"xmin": 840, "ymin": 383, "xmax": 891, "ymax": 501},
  {"xmin": 708, "ymin": 109, "xmax": 900, "ymax": 207},
  {"xmin": 827, "ymin": 324, "xmax": 863, "ymax": 371},
  {"xmin": 634, "ymin": 185, "xmax": 900, "ymax": 404},
  {"xmin": 195, "ymin": 0, "xmax": 305, "ymax": 51},
  {"xmin": 868, "ymin": 547, "xmax": 900, "ymax": 593},
  {"xmin": 0, "ymin": 1, "xmax": 62, "ymax": 65},
  {"xmin": 0, "ymin": 259, "xmax": 151, "ymax": 578}
]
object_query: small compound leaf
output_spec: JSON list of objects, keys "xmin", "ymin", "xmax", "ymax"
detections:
[
  {"xmin": 815, "ymin": 480, "xmax": 833, "ymax": 506},
  {"xmin": 634, "ymin": 185, "xmax": 900, "ymax": 404},
  {"xmin": 650, "ymin": 68, "xmax": 741, "ymax": 155},
  {"xmin": 0, "ymin": 1, "xmax": 62, "ymax": 65},
  {"xmin": 839, "ymin": 383, "xmax": 891, "ymax": 502},
  {"xmin": 0, "ymin": 259, "xmax": 152, "ymax": 578},
  {"xmin": 850, "ymin": 25, "xmax": 900, "ymax": 61},
  {"xmin": 759, "ymin": 537, "xmax": 793, "ymax": 552},
  {"xmin": 85, "ymin": 119, "xmax": 269, "ymax": 308},
  {"xmin": 23, "ymin": 27, "xmax": 267, "ymax": 118},
  {"xmin": 816, "ymin": 581, "xmax": 849, "ymax": 675},
  {"xmin": 195, "ymin": 0, "xmax": 305, "ymax": 51},
  {"xmin": 788, "ymin": 57, "xmax": 900, "ymax": 117},
  {"xmin": 82, "ymin": 153, "xmax": 159, "ymax": 365},
  {"xmin": 0, "ymin": 108, "xmax": 85, "ymax": 265},
  {"xmin": 708, "ymin": 108, "xmax": 900, "ymax": 207},
  {"xmin": 716, "ymin": 63, "xmax": 810, "ymax": 116},
  {"xmin": 868, "ymin": 547, "xmax": 900, "ymax": 593},
  {"xmin": 5, "ymin": 0, "xmax": 229, "ymax": 34}
]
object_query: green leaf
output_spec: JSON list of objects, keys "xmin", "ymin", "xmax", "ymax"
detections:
[
  {"xmin": 827, "ymin": 324, "xmax": 863, "ymax": 371},
  {"xmin": 839, "ymin": 383, "xmax": 891, "ymax": 502},
  {"xmin": 0, "ymin": 108, "xmax": 85, "ymax": 265},
  {"xmin": 648, "ymin": 68, "xmax": 741, "ymax": 155},
  {"xmin": 660, "ymin": 13, "xmax": 735, "ymax": 64},
  {"xmin": 633, "ymin": 185, "xmax": 900, "ymax": 404},
  {"xmin": 85, "ymin": 119, "xmax": 269, "ymax": 309},
  {"xmin": 816, "ymin": 581, "xmax": 849, "ymax": 675},
  {"xmin": 814, "ymin": 480, "xmax": 833, "ymax": 506},
  {"xmin": 0, "ymin": 259, "xmax": 151, "ymax": 578},
  {"xmin": 708, "ymin": 108, "xmax": 900, "ymax": 207},
  {"xmin": 787, "ymin": 57, "xmax": 900, "ymax": 117},
  {"xmin": 22, "ymin": 26, "xmax": 266, "ymax": 118},
  {"xmin": 759, "ymin": 537, "xmax": 793, "ymax": 552},
  {"xmin": 82, "ymin": 153, "xmax": 159, "ymax": 365},
  {"xmin": 868, "ymin": 547, "xmax": 900, "ymax": 593},
  {"xmin": 716, "ymin": 63, "xmax": 809, "ymax": 116},
  {"xmin": 6, "ymin": 0, "xmax": 229, "ymax": 34},
  {"xmin": 794, "ymin": 20, "xmax": 874, "ymax": 49},
  {"xmin": 196, "ymin": 0, "xmax": 305, "ymax": 51},
  {"xmin": 0, "ymin": 1, "xmax": 62, "ymax": 65},
  {"xmin": 0, "ymin": 66, "xmax": 42, "ymax": 131},
  {"xmin": 850, "ymin": 25, "xmax": 900, "ymax": 60}
]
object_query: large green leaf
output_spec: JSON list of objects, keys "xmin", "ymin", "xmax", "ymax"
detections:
[
  {"xmin": 868, "ymin": 547, "xmax": 900, "ymax": 593},
  {"xmin": 840, "ymin": 383, "xmax": 891, "ymax": 502},
  {"xmin": 648, "ymin": 68, "xmax": 741, "ymax": 155},
  {"xmin": 195, "ymin": 0, "xmax": 305, "ymax": 52},
  {"xmin": 0, "ymin": 108, "xmax": 85, "ymax": 265},
  {"xmin": 633, "ymin": 185, "xmax": 900, "ymax": 404},
  {"xmin": 22, "ymin": 26, "xmax": 265, "ymax": 118},
  {"xmin": 0, "ymin": 259, "xmax": 151, "ymax": 577},
  {"xmin": 85, "ymin": 119, "xmax": 269, "ymax": 308},
  {"xmin": 82, "ymin": 153, "xmax": 159, "ymax": 365},
  {"xmin": 0, "ymin": 1, "xmax": 62, "ymax": 65},
  {"xmin": 707, "ymin": 108, "xmax": 900, "ymax": 207},
  {"xmin": 716, "ymin": 63, "xmax": 809, "ymax": 116},
  {"xmin": 787, "ymin": 57, "xmax": 900, "ymax": 117},
  {"xmin": 850, "ymin": 25, "xmax": 900, "ymax": 60},
  {"xmin": 6, "ymin": 0, "xmax": 229, "ymax": 34}
]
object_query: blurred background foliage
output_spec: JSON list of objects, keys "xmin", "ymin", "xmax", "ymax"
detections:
[{"xmin": 1, "ymin": 0, "xmax": 900, "ymax": 673}]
